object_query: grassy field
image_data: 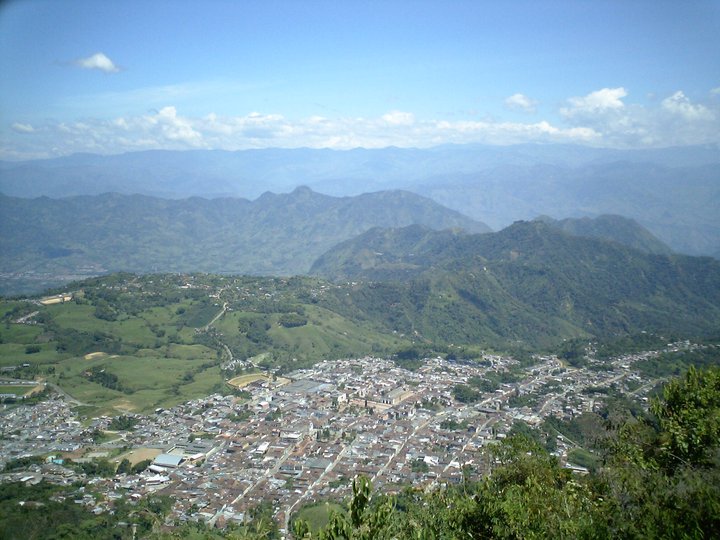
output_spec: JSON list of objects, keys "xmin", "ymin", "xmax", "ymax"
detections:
[
  {"xmin": 293, "ymin": 502, "xmax": 346, "ymax": 533},
  {"xmin": 0, "ymin": 384, "xmax": 37, "ymax": 396},
  {"xmin": 51, "ymin": 353, "xmax": 223, "ymax": 412},
  {"xmin": 0, "ymin": 274, "xmax": 415, "ymax": 414}
]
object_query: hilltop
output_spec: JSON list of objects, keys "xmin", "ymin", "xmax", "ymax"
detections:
[{"xmin": 533, "ymin": 214, "xmax": 673, "ymax": 255}]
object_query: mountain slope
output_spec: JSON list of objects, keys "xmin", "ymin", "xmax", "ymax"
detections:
[
  {"xmin": 533, "ymin": 214, "xmax": 673, "ymax": 255},
  {"xmin": 0, "ymin": 187, "xmax": 489, "ymax": 294},
  {"xmin": 312, "ymin": 222, "xmax": 720, "ymax": 347}
]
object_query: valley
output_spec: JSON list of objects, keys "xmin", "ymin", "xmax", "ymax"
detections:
[
  {"xmin": 2, "ymin": 2, "xmax": 718, "ymax": 537},
  {"xmin": 1, "ymin": 268, "xmax": 718, "ymax": 537}
]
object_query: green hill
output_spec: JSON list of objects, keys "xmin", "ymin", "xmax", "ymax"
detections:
[
  {"xmin": 0, "ymin": 274, "xmax": 409, "ymax": 413},
  {"xmin": 312, "ymin": 221, "xmax": 720, "ymax": 347}
]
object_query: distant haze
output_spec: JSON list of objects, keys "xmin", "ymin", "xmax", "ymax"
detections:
[{"xmin": 1, "ymin": 144, "xmax": 718, "ymax": 258}]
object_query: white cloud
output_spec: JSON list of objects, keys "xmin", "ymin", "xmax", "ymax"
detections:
[
  {"xmin": 74, "ymin": 52, "xmax": 120, "ymax": 73},
  {"xmin": 661, "ymin": 91, "xmax": 714, "ymax": 121},
  {"xmin": 381, "ymin": 111, "xmax": 415, "ymax": 125},
  {"xmin": 11, "ymin": 122, "xmax": 34, "ymax": 133},
  {"xmin": 561, "ymin": 87, "xmax": 627, "ymax": 117},
  {"xmin": 559, "ymin": 88, "xmax": 719, "ymax": 147},
  {"xmin": 0, "ymin": 108, "xmax": 601, "ymax": 158},
  {"xmin": 504, "ymin": 93, "xmax": 537, "ymax": 113},
  {"xmin": 711, "ymin": 87, "xmax": 720, "ymax": 96}
]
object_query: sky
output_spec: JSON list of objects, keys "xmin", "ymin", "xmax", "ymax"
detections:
[{"xmin": 0, "ymin": 0, "xmax": 719, "ymax": 159}]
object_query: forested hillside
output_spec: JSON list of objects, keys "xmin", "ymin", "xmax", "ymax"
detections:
[{"xmin": 313, "ymin": 221, "xmax": 720, "ymax": 347}]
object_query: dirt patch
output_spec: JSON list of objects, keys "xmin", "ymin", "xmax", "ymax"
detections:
[
  {"xmin": 112, "ymin": 399, "xmax": 138, "ymax": 412},
  {"xmin": 40, "ymin": 294, "xmax": 73, "ymax": 305},
  {"xmin": 84, "ymin": 351, "xmax": 107, "ymax": 360},
  {"xmin": 113, "ymin": 447, "xmax": 162, "ymax": 466},
  {"xmin": 228, "ymin": 373, "xmax": 268, "ymax": 388}
]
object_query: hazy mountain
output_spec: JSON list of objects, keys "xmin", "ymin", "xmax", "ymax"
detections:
[
  {"xmin": 312, "ymin": 222, "xmax": 720, "ymax": 347},
  {"xmin": 2, "ymin": 144, "xmax": 717, "ymax": 199},
  {"xmin": 413, "ymin": 161, "xmax": 720, "ymax": 257},
  {"xmin": 0, "ymin": 187, "xmax": 488, "ymax": 294},
  {"xmin": 2, "ymin": 144, "xmax": 718, "ymax": 257},
  {"xmin": 533, "ymin": 214, "xmax": 673, "ymax": 255}
]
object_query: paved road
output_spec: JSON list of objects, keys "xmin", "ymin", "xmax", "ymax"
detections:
[{"xmin": 204, "ymin": 302, "xmax": 228, "ymax": 331}]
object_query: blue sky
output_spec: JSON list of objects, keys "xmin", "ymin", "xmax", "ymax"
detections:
[{"xmin": 1, "ymin": 0, "xmax": 719, "ymax": 158}]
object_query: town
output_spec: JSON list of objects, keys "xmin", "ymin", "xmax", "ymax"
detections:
[{"xmin": 1, "ymin": 341, "xmax": 680, "ymax": 536}]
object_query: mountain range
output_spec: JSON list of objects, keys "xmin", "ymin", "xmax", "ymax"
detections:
[
  {"xmin": 1, "ymin": 144, "xmax": 718, "ymax": 258},
  {"xmin": 0, "ymin": 187, "xmax": 488, "ymax": 294}
]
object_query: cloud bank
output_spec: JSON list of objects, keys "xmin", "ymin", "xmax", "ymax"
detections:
[{"xmin": 2, "ymin": 88, "xmax": 718, "ymax": 159}]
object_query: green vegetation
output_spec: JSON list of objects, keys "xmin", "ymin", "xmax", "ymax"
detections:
[
  {"xmin": 0, "ymin": 188, "xmax": 486, "ymax": 295},
  {"xmin": 0, "ymin": 273, "xmax": 413, "ymax": 412},
  {"xmin": 293, "ymin": 502, "xmax": 347, "ymax": 534},
  {"xmin": 542, "ymin": 214, "xmax": 673, "ymax": 255},
  {"xmin": 439, "ymin": 418, "xmax": 469, "ymax": 431},
  {"xmin": 636, "ymin": 343, "xmax": 720, "ymax": 378},
  {"xmin": 410, "ymin": 459, "xmax": 429, "ymax": 473},
  {"xmin": 452, "ymin": 383, "xmax": 482, "ymax": 403},
  {"xmin": 313, "ymin": 221, "xmax": 720, "ymax": 348},
  {"xmin": 1, "ymin": 263, "xmax": 718, "ymax": 415},
  {"xmin": 67, "ymin": 458, "xmax": 117, "ymax": 477},
  {"xmin": 108, "ymin": 415, "xmax": 139, "ymax": 431},
  {"xmin": 3, "ymin": 455, "xmax": 45, "ymax": 472},
  {"xmin": 0, "ymin": 482, "xmax": 173, "ymax": 540},
  {"xmin": 566, "ymin": 447, "xmax": 599, "ymax": 471},
  {"xmin": 0, "ymin": 385, "xmax": 36, "ymax": 397}
]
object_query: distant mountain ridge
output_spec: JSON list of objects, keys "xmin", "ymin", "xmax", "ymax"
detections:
[
  {"xmin": 312, "ymin": 221, "xmax": 720, "ymax": 347},
  {"xmin": 534, "ymin": 214, "xmax": 673, "ymax": 255},
  {"xmin": 413, "ymin": 160, "xmax": 720, "ymax": 258},
  {"xmin": 2, "ymin": 144, "xmax": 717, "ymax": 200},
  {"xmin": 1, "ymin": 144, "xmax": 718, "ymax": 258},
  {"xmin": 0, "ymin": 187, "xmax": 489, "ymax": 294}
]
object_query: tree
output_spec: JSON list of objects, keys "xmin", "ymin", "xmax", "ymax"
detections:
[
  {"xmin": 116, "ymin": 458, "xmax": 132, "ymax": 475},
  {"xmin": 131, "ymin": 459, "xmax": 152, "ymax": 474},
  {"xmin": 452, "ymin": 383, "xmax": 480, "ymax": 403},
  {"xmin": 604, "ymin": 366, "xmax": 720, "ymax": 538},
  {"xmin": 651, "ymin": 366, "xmax": 720, "ymax": 469},
  {"xmin": 293, "ymin": 477, "xmax": 395, "ymax": 540}
]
